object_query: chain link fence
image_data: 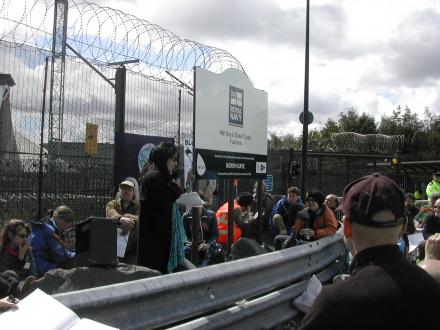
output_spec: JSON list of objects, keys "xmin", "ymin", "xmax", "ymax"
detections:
[{"xmin": 0, "ymin": 40, "xmax": 193, "ymax": 225}]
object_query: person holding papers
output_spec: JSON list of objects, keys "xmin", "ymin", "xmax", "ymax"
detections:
[
  {"xmin": 137, "ymin": 142, "xmax": 183, "ymax": 274},
  {"xmin": 106, "ymin": 179, "xmax": 139, "ymax": 264}
]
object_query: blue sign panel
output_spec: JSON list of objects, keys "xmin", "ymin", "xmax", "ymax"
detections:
[{"xmin": 264, "ymin": 174, "xmax": 273, "ymax": 192}]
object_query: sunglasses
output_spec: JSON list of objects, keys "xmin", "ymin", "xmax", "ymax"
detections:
[
  {"xmin": 305, "ymin": 199, "xmax": 317, "ymax": 204},
  {"xmin": 15, "ymin": 233, "xmax": 27, "ymax": 238}
]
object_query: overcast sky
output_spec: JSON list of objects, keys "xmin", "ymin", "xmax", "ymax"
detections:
[{"xmin": 13, "ymin": 0, "xmax": 440, "ymax": 135}]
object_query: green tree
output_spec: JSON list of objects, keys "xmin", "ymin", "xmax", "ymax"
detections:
[
  {"xmin": 378, "ymin": 105, "xmax": 424, "ymax": 157},
  {"xmin": 418, "ymin": 107, "xmax": 440, "ymax": 160},
  {"xmin": 338, "ymin": 108, "xmax": 377, "ymax": 134},
  {"xmin": 267, "ymin": 133, "xmax": 301, "ymax": 150},
  {"xmin": 320, "ymin": 118, "xmax": 341, "ymax": 140}
]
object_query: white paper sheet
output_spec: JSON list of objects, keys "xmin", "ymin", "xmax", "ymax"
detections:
[
  {"xmin": 408, "ymin": 232, "xmax": 424, "ymax": 253},
  {"xmin": 0, "ymin": 289, "xmax": 118, "ymax": 330},
  {"xmin": 117, "ymin": 228, "xmax": 130, "ymax": 258}
]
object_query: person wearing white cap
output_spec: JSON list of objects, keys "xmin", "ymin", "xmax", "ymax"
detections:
[{"xmin": 106, "ymin": 179, "xmax": 139, "ymax": 263}]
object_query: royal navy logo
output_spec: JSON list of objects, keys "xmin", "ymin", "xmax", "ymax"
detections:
[{"xmin": 229, "ymin": 86, "xmax": 244, "ymax": 127}]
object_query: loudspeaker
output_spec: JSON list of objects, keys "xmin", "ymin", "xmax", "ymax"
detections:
[{"xmin": 75, "ymin": 217, "xmax": 118, "ymax": 267}]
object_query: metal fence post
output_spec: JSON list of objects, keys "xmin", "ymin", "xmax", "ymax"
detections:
[
  {"xmin": 37, "ymin": 57, "xmax": 49, "ymax": 219},
  {"xmin": 227, "ymin": 179, "xmax": 234, "ymax": 259},
  {"xmin": 114, "ymin": 66, "xmax": 126, "ymax": 187}
]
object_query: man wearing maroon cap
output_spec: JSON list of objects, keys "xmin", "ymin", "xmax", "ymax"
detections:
[{"xmin": 301, "ymin": 173, "xmax": 440, "ymax": 330}]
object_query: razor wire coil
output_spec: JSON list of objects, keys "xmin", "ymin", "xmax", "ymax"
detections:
[{"xmin": 0, "ymin": 0, "xmax": 247, "ymax": 85}]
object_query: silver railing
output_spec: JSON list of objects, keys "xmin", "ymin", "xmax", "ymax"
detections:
[{"xmin": 54, "ymin": 233, "xmax": 346, "ymax": 329}]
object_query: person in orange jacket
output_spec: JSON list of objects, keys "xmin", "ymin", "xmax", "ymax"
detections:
[
  {"xmin": 216, "ymin": 192, "xmax": 254, "ymax": 245},
  {"xmin": 292, "ymin": 190, "xmax": 338, "ymax": 241}
]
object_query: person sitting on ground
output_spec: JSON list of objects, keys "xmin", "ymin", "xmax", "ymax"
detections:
[
  {"xmin": 418, "ymin": 233, "xmax": 440, "ymax": 283},
  {"xmin": 324, "ymin": 194, "xmax": 339, "ymax": 218},
  {"xmin": 414, "ymin": 192, "xmax": 440, "ymax": 228},
  {"xmin": 403, "ymin": 192, "xmax": 418, "ymax": 233},
  {"xmin": 269, "ymin": 187, "xmax": 304, "ymax": 236},
  {"xmin": 422, "ymin": 197, "xmax": 440, "ymax": 240},
  {"xmin": 300, "ymin": 173, "xmax": 440, "ymax": 330},
  {"xmin": 106, "ymin": 179, "xmax": 139, "ymax": 264},
  {"xmin": 183, "ymin": 193, "xmax": 222, "ymax": 267},
  {"xmin": 0, "ymin": 219, "xmax": 33, "ymax": 279},
  {"xmin": 426, "ymin": 170, "xmax": 440, "ymax": 199},
  {"xmin": 252, "ymin": 181, "xmax": 275, "ymax": 233},
  {"xmin": 293, "ymin": 191, "xmax": 338, "ymax": 241},
  {"xmin": 29, "ymin": 205, "xmax": 76, "ymax": 277},
  {"xmin": 274, "ymin": 191, "xmax": 338, "ymax": 251},
  {"xmin": 216, "ymin": 192, "xmax": 254, "ymax": 245}
]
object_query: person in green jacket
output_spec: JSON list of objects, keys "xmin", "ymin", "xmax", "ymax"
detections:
[{"xmin": 426, "ymin": 170, "xmax": 440, "ymax": 199}]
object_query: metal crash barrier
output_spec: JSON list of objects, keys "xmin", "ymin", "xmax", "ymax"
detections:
[{"xmin": 54, "ymin": 233, "xmax": 346, "ymax": 329}]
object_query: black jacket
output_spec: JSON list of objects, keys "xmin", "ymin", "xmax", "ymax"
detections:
[
  {"xmin": 0, "ymin": 250, "xmax": 26, "ymax": 276},
  {"xmin": 301, "ymin": 245, "xmax": 440, "ymax": 330},
  {"xmin": 422, "ymin": 213, "xmax": 440, "ymax": 240},
  {"xmin": 137, "ymin": 169, "xmax": 181, "ymax": 274},
  {"xmin": 183, "ymin": 208, "xmax": 218, "ymax": 245}
]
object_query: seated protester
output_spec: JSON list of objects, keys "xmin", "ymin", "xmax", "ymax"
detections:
[
  {"xmin": 403, "ymin": 192, "xmax": 418, "ymax": 234},
  {"xmin": 251, "ymin": 181, "xmax": 275, "ymax": 232},
  {"xmin": 292, "ymin": 190, "xmax": 338, "ymax": 241},
  {"xmin": 397, "ymin": 195, "xmax": 417, "ymax": 258},
  {"xmin": 269, "ymin": 187, "xmax": 304, "ymax": 236},
  {"xmin": 397, "ymin": 216, "xmax": 411, "ymax": 257},
  {"xmin": 183, "ymin": 195, "xmax": 222, "ymax": 267},
  {"xmin": 0, "ymin": 219, "xmax": 32, "ymax": 278},
  {"xmin": 216, "ymin": 192, "xmax": 254, "ymax": 245},
  {"xmin": 415, "ymin": 192, "xmax": 440, "ymax": 227},
  {"xmin": 423, "ymin": 197, "xmax": 440, "ymax": 240},
  {"xmin": 274, "ymin": 191, "xmax": 337, "ymax": 251},
  {"xmin": 324, "ymin": 194, "xmax": 339, "ymax": 218},
  {"xmin": 29, "ymin": 205, "xmax": 75, "ymax": 277},
  {"xmin": 106, "ymin": 179, "xmax": 139, "ymax": 264}
]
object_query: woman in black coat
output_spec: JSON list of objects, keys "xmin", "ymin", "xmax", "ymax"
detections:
[{"xmin": 137, "ymin": 142, "xmax": 181, "ymax": 274}]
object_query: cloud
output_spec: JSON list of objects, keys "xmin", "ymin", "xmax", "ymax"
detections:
[
  {"xmin": 386, "ymin": 9, "xmax": 440, "ymax": 87},
  {"xmin": 148, "ymin": 0, "xmax": 362, "ymax": 59},
  {"xmin": 268, "ymin": 91, "xmax": 344, "ymax": 128}
]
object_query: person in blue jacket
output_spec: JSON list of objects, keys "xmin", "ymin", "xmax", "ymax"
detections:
[
  {"xmin": 30, "ymin": 205, "xmax": 76, "ymax": 277},
  {"xmin": 269, "ymin": 187, "xmax": 304, "ymax": 235}
]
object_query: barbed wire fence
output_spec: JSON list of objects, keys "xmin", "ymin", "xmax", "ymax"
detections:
[{"xmin": 0, "ymin": 0, "xmax": 247, "ymax": 222}]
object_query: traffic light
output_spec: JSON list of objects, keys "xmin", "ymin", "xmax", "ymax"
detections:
[{"xmin": 290, "ymin": 161, "xmax": 301, "ymax": 178}]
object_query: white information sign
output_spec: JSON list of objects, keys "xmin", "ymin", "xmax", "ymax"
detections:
[{"xmin": 194, "ymin": 67, "xmax": 268, "ymax": 179}]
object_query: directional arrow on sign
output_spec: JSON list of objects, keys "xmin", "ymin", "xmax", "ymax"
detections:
[{"xmin": 256, "ymin": 162, "xmax": 267, "ymax": 174}]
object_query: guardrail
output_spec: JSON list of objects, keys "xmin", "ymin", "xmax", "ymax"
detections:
[{"xmin": 54, "ymin": 233, "xmax": 346, "ymax": 329}]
